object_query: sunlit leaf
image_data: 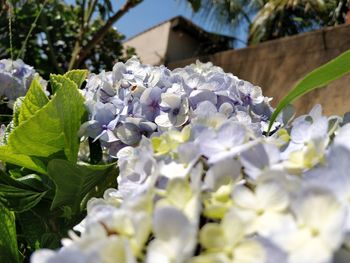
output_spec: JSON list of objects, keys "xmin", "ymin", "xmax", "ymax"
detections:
[
  {"xmin": 0, "ymin": 146, "xmax": 47, "ymax": 174},
  {"xmin": 7, "ymin": 78, "xmax": 85, "ymax": 163},
  {"xmin": 268, "ymin": 50, "xmax": 350, "ymax": 133},
  {"xmin": 64, "ymin": 69, "xmax": 89, "ymax": 89},
  {"xmin": 18, "ymin": 77, "xmax": 49, "ymax": 124}
]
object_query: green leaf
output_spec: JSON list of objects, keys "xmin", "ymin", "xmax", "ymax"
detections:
[
  {"xmin": 0, "ymin": 185, "xmax": 47, "ymax": 212},
  {"xmin": 50, "ymin": 74, "xmax": 77, "ymax": 94},
  {"xmin": 64, "ymin": 69, "xmax": 89, "ymax": 89},
  {"xmin": 16, "ymin": 205, "xmax": 51, "ymax": 250},
  {"xmin": 7, "ymin": 78, "xmax": 86, "ymax": 163},
  {"xmin": 12, "ymin": 97, "xmax": 24, "ymax": 128},
  {"xmin": 40, "ymin": 233, "xmax": 60, "ymax": 249},
  {"xmin": 18, "ymin": 77, "xmax": 49, "ymax": 124},
  {"xmin": 0, "ymin": 203, "xmax": 20, "ymax": 263},
  {"xmin": 80, "ymin": 165, "xmax": 119, "ymax": 209},
  {"xmin": 268, "ymin": 50, "xmax": 350, "ymax": 133},
  {"xmin": 47, "ymin": 159, "xmax": 117, "ymax": 213},
  {"xmin": 2, "ymin": 98, "xmax": 24, "ymax": 144},
  {"xmin": 0, "ymin": 146, "xmax": 47, "ymax": 174},
  {"xmin": 17, "ymin": 174, "xmax": 48, "ymax": 192},
  {"xmin": 0, "ymin": 172, "xmax": 47, "ymax": 212}
]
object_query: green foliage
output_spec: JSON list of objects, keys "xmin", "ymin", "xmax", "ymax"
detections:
[
  {"xmin": 0, "ymin": 147, "xmax": 47, "ymax": 174},
  {"xmin": 190, "ymin": 0, "xmax": 349, "ymax": 46},
  {"xmin": 16, "ymin": 203, "xmax": 62, "ymax": 251},
  {"xmin": 7, "ymin": 75, "xmax": 85, "ymax": 163},
  {"xmin": 0, "ymin": 173, "xmax": 47, "ymax": 213},
  {"xmin": 0, "ymin": 71, "xmax": 119, "ymax": 261},
  {"xmin": 268, "ymin": 49, "xmax": 350, "ymax": 133},
  {"xmin": 48, "ymin": 159, "xmax": 116, "ymax": 213},
  {"xmin": 0, "ymin": 203, "xmax": 20, "ymax": 263},
  {"xmin": 64, "ymin": 69, "xmax": 89, "ymax": 89},
  {"xmin": 18, "ymin": 77, "xmax": 49, "ymax": 124},
  {"xmin": 248, "ymin": 0, "xmax": 349, "ymax": 44},
  {"xmin": 0, "ymin": 0, "xmax": 133, "ymax": 77}
]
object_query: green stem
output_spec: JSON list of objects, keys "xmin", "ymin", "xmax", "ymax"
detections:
[
  {"xmin": 17, "ymin": 0, "xmax": 47, "ymax": 60},
  {"xmin": 6, "ymin": 0, "xmax": 13, "ymax": 61}
]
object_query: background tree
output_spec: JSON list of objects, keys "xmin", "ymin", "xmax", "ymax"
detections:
[
  {"xmin": 249, "ymin": 0, "xmax": 349, "ymax": 44},
  {"xmin": 190, "ymin": 0, "xmax": 349, "ymax": 45},
  {"xmin": 0, "ymin": 0, "xmax": 139, "ymax": 78}
]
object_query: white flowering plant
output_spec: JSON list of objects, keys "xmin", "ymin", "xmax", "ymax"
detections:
[{"xmin": 1, "ymin": 51, "xmax": 350, "ymax": 263}]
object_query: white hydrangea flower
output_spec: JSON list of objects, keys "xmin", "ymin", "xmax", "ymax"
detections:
[
  {"xmin": 146, "ymin": 207, "xmax": 197, "ymax": 263},
  {"xmin": 30, "ymin": 58, "xmax": 350, "ymax": 263},
  {"xmin": 232, "ymin": 180, "xmax": 293, "ymax": 237},
  {"xmin": 272, "ymin": 188, "xmax": 347, "ymax": 263}
]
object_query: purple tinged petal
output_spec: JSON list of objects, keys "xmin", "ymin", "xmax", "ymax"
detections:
[
  {"xmin": 189, "ymin": 89, "xmax": 217, "ymax": 109},
  {"xmin": 217, "ymin": 122, "xmax": 246, "ymax": 146},
  {"xmin": 116, "ymin": 122, "xmax": 142, "ymax": 146},
  {"xmin": 93, "ymin": 102, "xmax": 116, "ymax": 125}
]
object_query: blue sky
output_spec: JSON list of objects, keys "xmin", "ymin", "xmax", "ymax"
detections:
[
  {"xmin": 114, "ymin": 0, "xmax": 194, "ymax": 39},
  {"xmin": 113, "ymin": 0, "xmax": 247, "ymax": 48},
  {"xmin": 65, "ymin": 0, "xmax": 248, "ymax": 48}
]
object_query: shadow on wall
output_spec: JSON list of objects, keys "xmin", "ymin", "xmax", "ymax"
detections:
[
  {"xmin": 123, "ymin": 16, "xmax": 233, "ymax": 66},
  {"xmin": 168, "ymin": 24, "xmax": 350, "ymax": 116}
]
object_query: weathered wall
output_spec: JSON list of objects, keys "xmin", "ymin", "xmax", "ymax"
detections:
[
  {"xmin": 168, "ymin": 24, "xmax": 350, "ymax": 116},
  {"xmin": 124, "ymin": 22, "xmax": 172, "ymax": 65}
]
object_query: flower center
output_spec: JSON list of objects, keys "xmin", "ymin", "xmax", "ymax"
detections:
[
  {"xmin": 310, "ymin": 228, "xmax": 320, "ymax": 237},
  {"xmin": 173, "ymin": 108, "xmax": 180, "ymax": 115}
]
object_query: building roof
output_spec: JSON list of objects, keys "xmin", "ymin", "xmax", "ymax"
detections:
[
  {"xmin": 124, "ymin": 15, "xmax": 234, "ymax": 44},
  {"xmin": 123, "ymin": 16, "xmax": 235, "ymax": 65}
]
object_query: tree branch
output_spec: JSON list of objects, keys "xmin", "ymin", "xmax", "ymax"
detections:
[
  {"xmin": 68, "ymin": 0, "xmax": 89, "ymax": 71},
  {"xmin": 69, "ymin": 0, "xmax": 143, "ymax": 70},
  {"xmin": 40, "ymin": 14, "xmax": 62, "ymax": 73}
]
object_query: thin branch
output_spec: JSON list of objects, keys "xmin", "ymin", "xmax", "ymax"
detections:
[
  {"xmin": 241, "ymin": 9, "xmax": 252, "ymax": 24},
  {"xmin": 40, "ymin": 13, "xmax": 62, "ymax": 73},
  {"xmin": 17, "ymin": 0, "xmax": 47, "ymax": 60},
  {"xmin": 86, "ymin": 0, "xmax": 98, "ymax": 25},
  {"xmin": 70, "ymin": 0, "xmax": 143, "ymax": 70},
  {"xmin": 68, "ymin": 0, "xmax": 90, "ymax": 71},
  {"xmin": 6, "ymin": 0, "xmax": 13, "ymax": 60}
]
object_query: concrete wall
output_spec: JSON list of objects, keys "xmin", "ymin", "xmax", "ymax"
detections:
[
  {"xmin": 168, "ymin": 24, "xmax": 350, "ymax": 116},
  {"xmin": 123, "ymin": 22, "xmax": 172, "ymax": 65},
  {"xmin": 123, "ymin": 19, "xmax": 221, "ymax": 66}
]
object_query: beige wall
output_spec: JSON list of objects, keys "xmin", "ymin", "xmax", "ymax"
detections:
[
  {"xmin": 124, "ymin": 21, "xmax": 211, "ymax": 66},
  {"xmin": 123, "ymin": 22, "xmax": 172, "ymax": 65},
  {"xmin": 168, "ymin": 24, "xmax": 350, "ymax": 116}
]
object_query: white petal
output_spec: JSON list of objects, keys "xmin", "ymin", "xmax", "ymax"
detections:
[
  {"xmin": 233, "ymin": 186, "xmax": 257, "ymax": 210},
  {"xmin": 204, "ymin": 159, "xmax": 241, "ymax": 190},
  {"xmin": 155, "ymin": 114, "xmax": 172, "ymax": 128},
  {"xmin": 153, "ymin": 207, "xmax": 194, "ymax": 242},
  {"xmin": 256, "ymin": 181, "xmax": 289, "ymax": 211},
  {"xmin": 233, "ymin": 240, "xmax": 265, "ymax": 263},
  {"xmin": 160, "ymin": 93, "xmax": 181, "ymax": 108}
]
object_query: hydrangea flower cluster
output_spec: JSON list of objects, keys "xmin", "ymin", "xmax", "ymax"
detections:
[
  {"xmin": 79, "ymin": 57, "xmax": 273, "ymax": 157},
  {"xmin": 31, "ymin": 61, "xmax": 350, "ymax": 263},
  {"xmin": 0, "ymin": 59, "xmax": 42, "ymax": 108}
]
